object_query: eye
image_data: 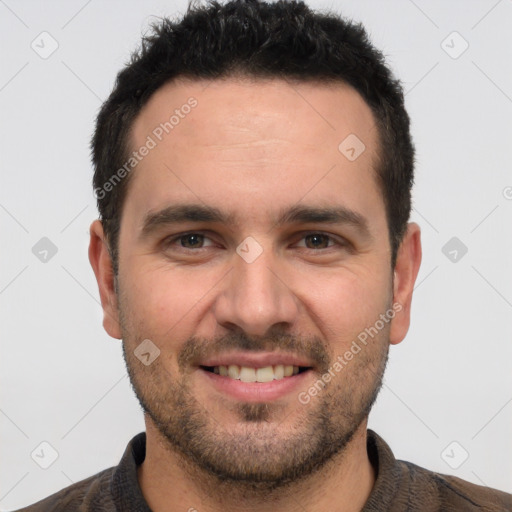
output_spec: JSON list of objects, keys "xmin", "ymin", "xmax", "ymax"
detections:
[
  {"xmin": 164, "ymin": 232, "xmax": 215, "ymax": 250},
  {"xmin": 294, "ymin": 233, "xmax": 344, "ymax": 250},
  {"xmin": 302, "ymin": 233, "xmax": 332, "ymax": 249}
]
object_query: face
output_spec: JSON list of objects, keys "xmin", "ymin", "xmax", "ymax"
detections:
[{"xmin": 90, "ymin": 77, "xmax": 419, "ymax": 487}]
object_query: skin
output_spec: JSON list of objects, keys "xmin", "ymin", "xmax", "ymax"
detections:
[{"xmin": 89, "ymin": 77, "xmax": 422, "ymax": 512}]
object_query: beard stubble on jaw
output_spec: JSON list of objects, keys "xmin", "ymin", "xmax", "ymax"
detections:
[{"xmin": 117, "ymin": 291, "xmax": 390, "ymax": 492}]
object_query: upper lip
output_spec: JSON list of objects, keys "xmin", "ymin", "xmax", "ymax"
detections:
[{"xmin": 198, "ymin": 352, "xmax": 314, "ymax": 369}]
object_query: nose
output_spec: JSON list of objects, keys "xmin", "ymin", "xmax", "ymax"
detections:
[{"xmin": 213, "ymin": 246, "xmax": 299, "ymax": 337}]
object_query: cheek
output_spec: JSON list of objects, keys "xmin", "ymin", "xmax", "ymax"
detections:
[
  {"xmin": 121, "ymin": 263, "xmax": 220, "ymax": 338},
  {"xmin": 295, "ymin": 265, "xmax": 391, "ymax": 343}
]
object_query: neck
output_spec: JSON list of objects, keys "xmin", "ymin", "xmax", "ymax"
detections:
[{"xmin": 137, "ymin": 418, "xmax": 376, "ymax": 512}]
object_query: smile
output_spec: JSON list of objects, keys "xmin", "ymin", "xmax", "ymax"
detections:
[{"xmin": 201, "ymin": 364, "xmax": 308, "ymax": 382}]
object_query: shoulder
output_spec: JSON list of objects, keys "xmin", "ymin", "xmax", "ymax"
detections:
[
  {"xmin": 398, "ymin": 459, "xmax": 512, "ymax": 511},
  {"xmin": 12, "ymin": 466, "xmax": 116, "ymax": 512},
  {"xmin": 12, "ymin": 432, "xmax": 147, "ymax": 512},
  {"xmin": 365, "ymin": 430, "xmax": 512, "ymax": 511}
]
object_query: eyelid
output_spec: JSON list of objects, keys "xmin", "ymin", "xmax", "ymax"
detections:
[
  {"xmin": 163, "ymin": 231, "xmax": 217, "ymax": 249},
  {"xmin": 292, "ymin": 231, "xmax": 347, "ymax": 250}
]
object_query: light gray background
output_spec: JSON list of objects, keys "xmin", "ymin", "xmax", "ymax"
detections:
[{"xmin": 1, "ymin": 0, "xmax": 511, "ymax": 509}]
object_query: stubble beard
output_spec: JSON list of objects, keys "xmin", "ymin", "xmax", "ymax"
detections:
[{"xmin": 118, "ymin": 292, "xmax": 389, "ymax": 492}]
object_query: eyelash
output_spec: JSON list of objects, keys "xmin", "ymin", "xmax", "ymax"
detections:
[{"xmin": 162, "ymin": 231, "xmax": 348, "ymax": 252}]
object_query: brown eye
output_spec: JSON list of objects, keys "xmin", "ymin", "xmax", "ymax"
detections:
[
  {"xmin": 162, "ymin": 232, "xmax": 217, "ymax": 253},
  {"xmin": 179, "ymin": 234, "xmax": 205, "ymax": 248},
  {"xmin": 303, "ymin": 233, "xmax": 332, "ymax": 249}
]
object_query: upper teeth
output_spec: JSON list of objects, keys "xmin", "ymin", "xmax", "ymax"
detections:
[{"xmin": 214, "ymin": 365, "xmax": 299, "ymax": 382}]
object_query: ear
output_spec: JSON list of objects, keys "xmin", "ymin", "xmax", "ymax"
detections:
[
  {"xmin": 88, "ymin": 219, "xmax": 122, "ymax": 339},
  {"xmin": 389, "ymin": 222, "xmax": 422, "ymax": 345}
]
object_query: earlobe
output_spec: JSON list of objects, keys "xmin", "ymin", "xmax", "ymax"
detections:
[
  {"xmin": 389, "ymin": 222, "xmax": 422, "ymax": 345},
  {"xmin": 88, "ymin": 220, "xmax": 122, "ymax": 339}
]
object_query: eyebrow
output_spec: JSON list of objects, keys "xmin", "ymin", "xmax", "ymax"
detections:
[{"xmin": 139, "ymin": 203, "xmax": 372, "ymax": 240}]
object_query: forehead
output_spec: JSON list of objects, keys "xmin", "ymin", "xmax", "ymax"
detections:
[
  {"xmin": 125, "ymin": 77, "xmax": 384, "ymax": 229},
  {"xmin": 133, "ymin": 76, "xmax": 378, "ymax": 152}
]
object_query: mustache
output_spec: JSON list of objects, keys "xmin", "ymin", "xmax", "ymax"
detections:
[{"xmin": 178, "ymin": 331, "xmax": 331, "ymax": 373}]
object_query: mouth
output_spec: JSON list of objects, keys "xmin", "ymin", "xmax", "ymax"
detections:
[
  {"xmin": 200, "ymin": 364, "xmax": 310, "ymax": 382},
  {"xmin": 196, "ymin": 353, "xmax": 315, "ymax": 402}
]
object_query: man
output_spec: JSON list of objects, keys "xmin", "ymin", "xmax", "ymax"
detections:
[{"xmin": 16, "ymin": 0, "xmax": 511, "ymax": 510}]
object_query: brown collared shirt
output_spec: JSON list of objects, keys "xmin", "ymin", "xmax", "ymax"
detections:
[{"xmin": 14, "ymin": 430, "xmax": 512, "ymax": 511}]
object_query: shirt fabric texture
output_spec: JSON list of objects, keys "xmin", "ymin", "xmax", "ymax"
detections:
[{"xmin": 14, "ymin": 430, "xmax": 512, "ymax": 511}]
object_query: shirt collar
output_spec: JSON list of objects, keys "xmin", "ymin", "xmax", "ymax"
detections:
[
  {"xmin": 362, "ymin": 429, "xmax": 401, "ymax": 511},
  {"xmin": 111, "ymin": 432, "xmax": 152, "ymax": 511}
]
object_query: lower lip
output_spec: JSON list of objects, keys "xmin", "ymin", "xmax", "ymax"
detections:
[{"xmin": 198, "ymin": 368, "xmax": 313, "ymax": 402}]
